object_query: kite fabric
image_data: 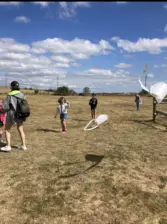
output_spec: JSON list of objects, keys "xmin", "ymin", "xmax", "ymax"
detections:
[
  {"xmin": 138, "ymin": 79, "xmax": 167, "ymax": 104},
  {"xmin": 95, "ymin": 114, "xmax": 108, "ymax": 125}
]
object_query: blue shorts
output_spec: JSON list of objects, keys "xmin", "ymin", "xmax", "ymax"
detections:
[{"xmin": 60, "ymin": 114, "xmax": 68, "ymax": 120}]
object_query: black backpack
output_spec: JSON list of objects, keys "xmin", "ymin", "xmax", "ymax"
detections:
[{"xmin": 13, "ymin": 96, "xmax": 30, "ymax": 119}]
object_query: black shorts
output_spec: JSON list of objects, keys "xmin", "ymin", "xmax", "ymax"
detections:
[
  {"xmin": 0, "ymin": 121, "xmax": 4, "ymax": 127},
  {"xmin": 91, "ymin": 107, "xmax": 96, "ymax": 110}
]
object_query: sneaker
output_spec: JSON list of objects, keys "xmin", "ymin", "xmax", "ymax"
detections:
[
  {"xmin": 0, "ymin": 145, "xmax": 11, "ymax": 152},
  {"xmin": 18, "ymin": 146, "xmax": 27, "ymax": 150}
]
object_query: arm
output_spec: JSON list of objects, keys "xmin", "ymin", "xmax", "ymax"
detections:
[
  {"xmin": 65, "ymin": 102, "xmax": 70, "ymax": 108},
  {"xmin": 54, "ymin": 106, "xmax": 59, "ymax": 118}
]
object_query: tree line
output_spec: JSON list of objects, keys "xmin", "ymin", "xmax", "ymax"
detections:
[{"xmin": 27, "ymin": 86, "xmax": 91, "ymax": 95}]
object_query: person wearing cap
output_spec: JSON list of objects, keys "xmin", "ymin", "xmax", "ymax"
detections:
[{"xmin": 0, "ymin": 81, "xmax": 27, "ymax": 152}]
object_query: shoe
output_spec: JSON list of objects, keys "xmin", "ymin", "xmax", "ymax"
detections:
[
  {"xmin": 61, "ymin": 131, "xmax": 66, "ymax": 134},
  {"xmin": 0, "ymin": 145, "xmax": 11, "ymax": 152},
  {"xmin": 18, "ymin": 146, "xmax": 27, "ymax": 150}
]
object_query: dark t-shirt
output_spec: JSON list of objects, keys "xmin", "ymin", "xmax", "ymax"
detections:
[
  {"xmin": 89, "ymin": 98, "xmax": 98, "ymax": 109},
  {"xmin": 135, "ymin": 95, "xmax": 140, "ymax": 102}
]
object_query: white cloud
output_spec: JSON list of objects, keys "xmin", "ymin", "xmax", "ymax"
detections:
[
  {"xmin": 0, "ymin": 2, "xmax": 21, "ymax": 6},
  {"xmin": 14, "ymin": 16, "xmax": 30, "ymax": 23},
  {"xmin": 154, "ymin": 64, "xmax": 167, "ymax": 68},
  {"xmin": 75, "ymin": 68, "xmax": 131, "ymax": 79},
  {"xmin": 147, "ymin": 73, "xmax": 154, "ymax": 78},
  {"xmin": 59, "ymin": 2, "xmax": 91, "ymax": 19},
  {"xmin": 164, "ymin": 25, "xmax": 167, "ymax": 33},
  {"xmin": 164, "ymin": 4, "xmax": 167, "ymax": 9},
  {"xmin": 0, "ymin": 38, "xmax": 30, "ymax": 53},
  {"xmin": 51, "ymin": 55, "xmax": 75, "ymax": 63},
  {"xmin": 0, "ymin": 37, "xmax": 137, "ymax": 91},
  {"xmin": 115, "ymin": 63, "xmax": 132, "ymax": 69},
  {"xmin": 72, "ymin": 2, "xmax": 91, "ymax": 8},
  {"xmin": 31, "ymin": 38, "xmax": 114, "ymax": 58},
  {"xmin": 113, "ymin": 37, "xmax": 167, "ymax": 54},
  {"xmin": 32, "ymin": 2, "xmax": 51, "ymax": 8},
  {"xmin": 115, "ymin": 2, "xmax": 128, "ymax": 4},
  {"xmin": 111, "ymin": 36, "xmax": 120, "ymax": 42}
]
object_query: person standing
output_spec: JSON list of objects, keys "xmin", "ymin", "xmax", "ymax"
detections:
[
  {"xmin": 0, "ymin": 81, "xmax": 28, "ymax": 152},
  {"xmin": 89, "ymin": 93, "xmax": 98, "ymax": 119},
  {"xmin": 135, "ymin": 94, "xmax": 141, "ymax": 111},
  {"xmin": 55, "ymin": 97, "xmax": 70, "ymax": 134}
]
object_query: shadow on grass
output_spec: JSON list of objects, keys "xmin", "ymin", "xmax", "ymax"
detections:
[
  {"xmin": 133, "ymin": 119, "xmax": 167, "ymax": 131},
  {"xmin": 73, "ymin": 118, "xmax": 88, "ymax": 122},
  {"xmin": 36, "ymin": 128, "xmax": 60, "ymax": 133},
  {"xmin": 58, "ymin": 154, "xmax": 104, "ymax": 178}
]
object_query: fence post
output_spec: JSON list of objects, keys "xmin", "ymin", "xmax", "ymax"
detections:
[{"xmin": 153, "ymin": 97, "xmax": 157, "ymax": 121}]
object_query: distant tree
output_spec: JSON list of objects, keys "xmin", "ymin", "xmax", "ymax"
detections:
[
  {"xmin": 54, "ymin": 86, "xmax": 70, "ymax": 95},
  {"xmin": 83, "ymin": 87, "xmax": 90, "ymax": 95},
  {"xmin": 34, "ymin": 89, "xmax": 39, "ymax": 95},
  {"xmin": 139, "ymin": 89, "xmax": 148, "ymax": 95},
  {"xmin": 69, "ymin": 89, "xmax": 77, "ymax": 95}
]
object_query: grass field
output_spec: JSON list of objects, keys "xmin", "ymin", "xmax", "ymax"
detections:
[{"xmin": 1, "ymin": 94, "xmax": 167, "ymax": 224}]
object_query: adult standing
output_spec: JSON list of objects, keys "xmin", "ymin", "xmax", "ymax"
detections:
[{"xmin": 0, "ymin": 81, "xmax": 27, "ymax": 152}]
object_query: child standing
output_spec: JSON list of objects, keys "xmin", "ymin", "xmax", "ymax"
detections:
[
  {"xmin": 89, "ymin": 93, "xmax": 98, "ymax": 119},
  {"xmin": 0, "ymin": 100, "xmax": 6, "ymax": 143},
  {"xmin": 55, "ymin": 97, "xmax": 70, "ymax": 134},
  {"xmin": 135, "ymin": 94, "xmax": 141, "ymax": 111}
]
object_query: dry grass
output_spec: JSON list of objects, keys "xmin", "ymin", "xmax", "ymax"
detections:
[{"xmin": 0, "ymin": 93, "xmax": 167, "ymax": 224}]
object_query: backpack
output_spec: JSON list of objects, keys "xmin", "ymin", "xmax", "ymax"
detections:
[{"xmin": 13, "ymin": 96, "xmax": 30, "ymax": 119}]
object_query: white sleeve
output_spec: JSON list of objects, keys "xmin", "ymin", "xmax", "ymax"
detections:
[{"xmin": 65, "ymin": 103, "xmax": 70, "ymax": 108}]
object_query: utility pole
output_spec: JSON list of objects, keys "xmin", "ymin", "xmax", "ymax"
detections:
[
  {"xmin": 57, "ymin": 75, "xmax": 59, "ymax": 89},
  {"xmin": 143, "ymin": 64, "xmax": 148, "ymax": 87},
  {"xmin": 5, "ymin": 73, "xmax": 7, "ymax": 88}
]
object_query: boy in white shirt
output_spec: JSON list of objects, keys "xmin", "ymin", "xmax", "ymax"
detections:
[{"xmin": 55, "ymin": 97, "xmax": 70, "ymax": 134}]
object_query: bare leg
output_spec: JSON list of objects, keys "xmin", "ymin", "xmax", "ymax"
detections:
[
  {"xmin": 61, "ymin": 119, "xmax": 64, "ymax": 131},
  {"xmin": 5, "ymin": 123, "xmax": 13, "ymax": 146},
  {"xmin": 0, "ymin": 127, "xmax": 3, "ymax": 136},
  {"xmin": 91, "ymin": 109, "xmax": 94, "ymax": 119},
  {"xmin": 63, "ymin": 120, "xmax": 67, "ymax": 132},
  {"xmin": 17, "ymin": 123, "xmax": 26, "ymax": 147},
  {"xmin": 93, "ymin": 109, "xmax": 96, "ymax": 119}
]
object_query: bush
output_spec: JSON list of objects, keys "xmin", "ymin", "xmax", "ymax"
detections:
[{"xmin": 34, "ymin": 89, "xmax": 39, "ymax": 95}]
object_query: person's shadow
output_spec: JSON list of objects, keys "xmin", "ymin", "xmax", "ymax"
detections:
[
  {"xmin": 36, "ymin": 128, "xmax": 60, "ymax": 133},
  {"xmin": 58, "ymin": 154, "xmax": 104, "ymax": 178}
]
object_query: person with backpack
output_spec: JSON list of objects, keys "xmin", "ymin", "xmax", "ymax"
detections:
[{"xmin": 0, "ymin": 81, "xmax": 30, "ymax": 152}]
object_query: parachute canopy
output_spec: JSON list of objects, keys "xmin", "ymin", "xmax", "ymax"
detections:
[{"xmin": 138, "ymin": 79, "xmax": 167, "ymax": 104}]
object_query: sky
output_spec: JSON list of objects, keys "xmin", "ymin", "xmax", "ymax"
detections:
[{"xmin": 0, "ymin": 1, "xmax": 167, "ymax": 93}]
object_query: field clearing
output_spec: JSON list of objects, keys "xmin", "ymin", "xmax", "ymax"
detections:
[{"xmin": 1, "ymin": 94, "xmax": 167, "ymax": 224}]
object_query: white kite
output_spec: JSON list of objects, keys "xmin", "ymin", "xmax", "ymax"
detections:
[
  {"xmin": 84, "ymin": 114, "xmax": 108, "ymax": 131},
  {"xmin": 138, "ymin": 79, "xmax": 167, "ymax": 104}
]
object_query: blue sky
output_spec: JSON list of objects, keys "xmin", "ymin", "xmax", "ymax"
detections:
[{"xmin": 0, "ymin": 1, "xmax": 167, "ymax": 92}]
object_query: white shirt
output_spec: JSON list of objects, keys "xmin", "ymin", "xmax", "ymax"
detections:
[{"xmin": 56, "ymin": 103, "xmax": 70, "ymax": 115}]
